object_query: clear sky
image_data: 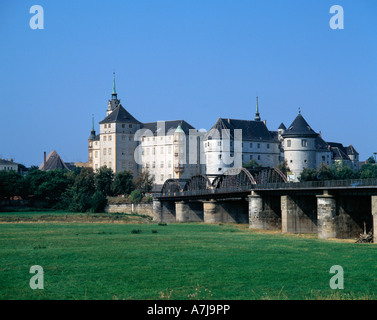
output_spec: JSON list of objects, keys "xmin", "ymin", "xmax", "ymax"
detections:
[{"xmin": 1, "ymin": 0, "xmax": 376, "ymax": 167}]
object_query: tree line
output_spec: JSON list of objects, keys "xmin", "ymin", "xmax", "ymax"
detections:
[
  {"xmin": 299, "ymin": 157, "xmax": 377, "ymax": 182},
  {"xmin": 0, "ymin": 166, "xmax": 155, "ymax": 212}
]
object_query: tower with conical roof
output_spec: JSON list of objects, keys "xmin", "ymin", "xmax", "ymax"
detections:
[{"xmin": 282, "ymin": 111, "xmax": 319, "ymax": 181}]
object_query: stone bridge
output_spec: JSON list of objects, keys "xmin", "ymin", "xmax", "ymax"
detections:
[{"xmin": 152, "ymin": 167, "xmax": 377, "ymax": 242}]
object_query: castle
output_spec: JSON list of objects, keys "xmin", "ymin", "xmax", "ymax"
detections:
[{"xmin": 88, "ymin": 76, "xmax": 359, "ymax": 189}]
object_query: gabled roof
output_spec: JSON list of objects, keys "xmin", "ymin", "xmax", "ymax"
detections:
[
  {"xmin": 331, "ymin": 147, "xmax": 350, "ymax": 161},
  {"xmin": 39, "ymin": 150, "xmax": 70, "ymax": 171},
  {"xmin": 204, "ymin": 118, "xmax": 277, "ymax": 142},
  {"xmin": 315, "ymin": 136, "xmax": 331, "ymax": 151},
  {"xmin": 327, "ymin": 142, "xmax": 359, "ymax": 157},
  {"xmin": 282, "ymin": 113, "xmax": 318, "ymax": 138},
  {"xmin": 278, "ymin": 123, "xmax": 286, "ymax": 130},
  {"xmin": 99, "ymin": 105, "xmax": 141, "ymax": 124},
  {"xmin": 140, "ymin": 120, "xmax": 195, "ymax": 136},
  {"xmin": 0, "ymin": 159, "xmax": 19, "ymax": 166}
]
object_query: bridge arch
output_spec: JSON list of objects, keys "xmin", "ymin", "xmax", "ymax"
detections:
[
  {"xmin": 183, "ymin": 175, "xmax": 213, "ymax": 192},
  {"xmin": 250, "ymin": 167, "xmax": 288, "ymax": 184},
  {"xmin": 213, "ymin": 167, "xmax": 256, "ymax": 190},
  {"xmin": 161, "ymin": 179, "xmax": 186, "ymax": 194}
]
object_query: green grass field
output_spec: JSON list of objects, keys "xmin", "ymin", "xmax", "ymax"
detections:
[{"xmin": 1, "ymin": 213, "xmax": 377, "ymax": 300}]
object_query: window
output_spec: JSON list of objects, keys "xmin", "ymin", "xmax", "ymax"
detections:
[
  {"xmin": 218, "ymin": 154, "xmax": 222, "ymax": 160},
  {"xmin": 160, "ymin": 147, "xmax": 164, "ymax": 154},
  {"xmin": 108, "ymin": 161, "xmax": 112, "ymax": 168},
  {"xmin": 168, "ymin": 146, "xmax": 172, "ymax": 154},
  {"xmin": 129, "ymin": 124, "xmax": 132, "ymax": 128},
  {"xmin": 122, "ymin": 135, "xmax": 126, "ymax": 141},
  {"xmin": 103, "ymin": 148, "xmax": 107, "ymax": 155},
  {"xmin": 168, "ymin": 161, "xmax": 172, "ymax": 168},
  {"xmin": 257, "ymin": 143, "xmax": 260, "ymax": 149},
  {"xmin": 108, "ymin": 148, "xmax": 112, "ymax": 155},
  {"xmin": 109, "ymin": 135, "xmax": 112, "ymax": 141},
  {"xmin": 161, "ymin": 162, "xmax": 164, "ymax": 168},
  {"xmin": 122, "ymin": 124, "xmax": 125, "ymax": 128},
  {"xmin": 104, "ymin": 136, "xmax": 107, "ymax": 141},
  {"xmin": 108, "ymin": 124, "xmax": 111, "ymax": 128},
  {"xmin": 322, "ymin": 156, "xmax": 326, "ymax": 161},
  {"xmin": 301, "ymin": 139, "xmax": 307, "ymax": 147},
  {"xmin": 258, "ymin": 155, "xmax": 261, "ymax": 160},
  {"xmin": 104, "ymin": 124, "xmax": 107, "ymax": 129},
  {"xmin": 249, "ymin": 155, "xmax": 253, "ymax": 160},
  {"xmin": 250, "ymin": 143, "xmax": 252, "ymax": 148},
  {"xmin": 95, "ymin": 151, "xmax": 98, "ymax": 158},
  {"xmin": 103, "ymin": 161, "xmax": 107, "ymax": 167},
  {"xmin": 267, "ymin": 144, "xmax": 270, "ymax": 149},
  {"xmin": 287, "ymin": 140, "xmax": 291, "ymax": 147},
  {"xmin": 152, "ymin": 161, "xmax": 156, "ymax": 168},
  {"xmin": 161, "ymin": 174, "xmax": 164, "ymax": 182}
]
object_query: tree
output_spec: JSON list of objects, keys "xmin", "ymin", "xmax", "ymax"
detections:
[
  {"xmin": 359, "ymin": 163, "xmax": 377, "ymax": 179},
  {"xmin": 367, "ymin": 156, "xmax": 376, "ymax": 164},
  {"xmin": 298, "ymin": 168, "xmax": 318, "ymax": 182},
  {"xmin": 112, "ymin": 170, "xmax": 134, "ymax": 196},
  {"xmin": 317, "ymin": 164, "xmax": 335, "ymax": 181},
  {"xmin": 332, "ymin": 163, "xmax": 358, "ymax": 180},
  {"xmin": 0, "ymin": 170, "xmax": 24, "ymax": 200},
  {"xmin": 242, "ymin": 160, "xmax": 261, "ymax": 170},
  {"xmin": 62, "ymin": 167, "xmax": 95, "ymax": 212},
  {"xmin": 91, "ymin": 190, "xmax": 108, "ymax": 213},
  {"xmin": 94, "ymin": 166, "xmax": 114, "ymax": 196},
  {"xmin": 134, "ymin": 169, "xmax": 155, "ymax": 193},
  {"xmin": 277, "ymin": 160, "xmax": 290, "ymax": 176}
]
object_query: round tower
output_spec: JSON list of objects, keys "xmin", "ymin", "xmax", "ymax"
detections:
[{"xmin": 282, "ymin": 111, "xmax": 318, "ymax": 181}]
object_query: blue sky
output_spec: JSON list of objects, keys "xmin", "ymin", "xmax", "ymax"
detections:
[{"xmin": 1, "ymin": 0, "xmax": 376, "ymax": 166}]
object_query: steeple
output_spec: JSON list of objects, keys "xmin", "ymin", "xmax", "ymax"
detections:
[
  {"xmin": 89, "ymin": 114, "xmax": 96, "ymax": 139},
  {"xmin": 254, "ymin": 96, "xmax": 261, "ymax": 121},
  {"xmin": 112, "ymin": 72, "xmax": 117, "ymax": 100}
]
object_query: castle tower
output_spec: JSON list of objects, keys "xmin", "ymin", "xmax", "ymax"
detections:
[{"xmin": 282, "ymin": 110, "xmax": 319, "ymax": 181}]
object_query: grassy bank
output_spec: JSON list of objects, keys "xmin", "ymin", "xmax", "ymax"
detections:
[{"xmin": 1, "ymin": 221, "xmax": 377, "ymax": 300}]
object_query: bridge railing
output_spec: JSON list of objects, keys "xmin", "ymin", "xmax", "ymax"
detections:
[
  {"xmin": 253, "ymin": 178, "xmax": 377, "ymax": 190},
  {"xmin": 153, "ymin": 178, "xmax": 377, "ymax": 198}
]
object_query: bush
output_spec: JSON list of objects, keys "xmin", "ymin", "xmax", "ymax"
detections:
[{"xmin": 129, "ymin": 190, "xmax": 142, "ymax": 203}]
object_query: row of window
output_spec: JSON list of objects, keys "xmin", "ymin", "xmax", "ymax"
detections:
[
  {"xmin": 206, "ymin": 141, "xmax": 271, "ymax": 149},
  {"xmin": 144, "ymin": 161, "xmax": 172, "ymax": 169},
  {"xmin": 104, "ymin": 123, "xmax": 133, "ymax": 129},
  {"xmin": 286, "ymin": 139, "xmax": 307, "ymax": 147}
]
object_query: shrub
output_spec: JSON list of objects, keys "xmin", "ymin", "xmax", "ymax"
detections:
[{"xmin": 129, "ymin": 190, "xmax": 142, "ymax": 203}]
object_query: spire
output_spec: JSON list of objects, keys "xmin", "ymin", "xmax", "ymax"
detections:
[
  {"xmin": 111, "ymin": 72, "xmax": 117, "ymax": 100},
  {"xmin": 89, "ymin": 114, "xmax": 96, "ymax": 140},
  {"xmin": 254, "ymin": 96, "xmax": 261, "ymax": 121},
  {"xmin": 298, "ymin": 107, "xmax": 301, "ymax": 114}
]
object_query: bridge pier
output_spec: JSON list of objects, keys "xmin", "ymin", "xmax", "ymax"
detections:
[
  {"xmin": 203, "ymin": 200, "xmax": 222, "ymax": 223},
  {"xmin": 281, "ymin": 194, "xmax": 317, "ymax": 234},
  {"xmin": 161, "ymin": 201, "xmax": 176, "ymax": 223},
  {"xmin": 248, "ymin": 192, "xmax": 281, "ymax": 230},
  {"xmin": 175, "ymin": 201, "xmax": 203, "ymax": 222},
  {"xmin": 317, "ymin": 191, "xmax": 336, "ymax": 239},
  {"xmin": 372, "ymin": 196, "xmax": 377, "ymax": 243}
]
